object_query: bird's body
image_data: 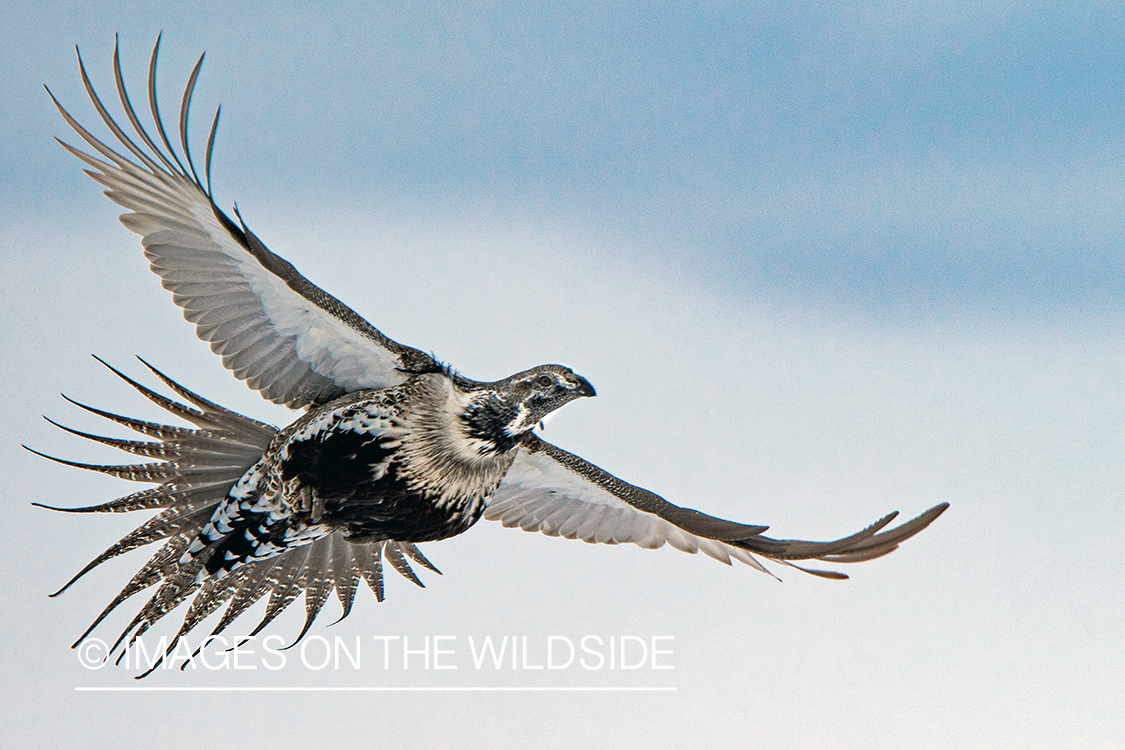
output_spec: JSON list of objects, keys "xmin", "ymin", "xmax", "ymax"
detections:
[
  {"xmin": 195, "ymin": 364, "xmax": 593, "ymax": 580},
  {"xmin": 33, "ymin": 37, "xmax": 948, "ymax": 675}
]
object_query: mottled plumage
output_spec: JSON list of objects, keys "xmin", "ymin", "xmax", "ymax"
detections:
[{"xmin": 32, "ymin": 37, "xmax": 948, "ymax": 676}]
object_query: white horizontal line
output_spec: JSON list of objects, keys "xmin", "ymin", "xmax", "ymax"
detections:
[{"xmin": 75, "ymin": 686, "xmax": 677, "ymax": 692}]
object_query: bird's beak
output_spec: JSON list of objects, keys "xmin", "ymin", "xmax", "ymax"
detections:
[{"xmin": 573, "ymin": 375, "xmax": 596, "ymax": 398}]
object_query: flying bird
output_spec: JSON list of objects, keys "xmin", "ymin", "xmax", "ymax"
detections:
[{"xmin": 34, "ymin": 37, "xmax": 948, "ymax": 675}]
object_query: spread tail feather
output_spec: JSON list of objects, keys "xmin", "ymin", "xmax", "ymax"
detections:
[{"xmin": 31, "ymin": 358, "xmax": 438, "ymax": 676}]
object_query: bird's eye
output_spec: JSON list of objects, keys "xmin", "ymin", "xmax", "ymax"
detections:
[{"xmin": 536, "ymin": 374, "xmax": 554, "ymax": 387}]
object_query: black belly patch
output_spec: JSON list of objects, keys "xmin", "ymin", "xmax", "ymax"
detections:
[{"xmin": 281, "ymin": 428, "xmax": 480, "ymax": 543}]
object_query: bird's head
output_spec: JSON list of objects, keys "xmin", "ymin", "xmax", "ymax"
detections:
[{"xmin": 461, "ymin": 364, "xmax": 595, "ymax": 451}]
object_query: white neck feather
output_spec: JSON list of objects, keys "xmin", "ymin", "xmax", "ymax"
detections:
[{"xmin": 395, "ymin": 375, "xmax": 516, "ymax": 509}]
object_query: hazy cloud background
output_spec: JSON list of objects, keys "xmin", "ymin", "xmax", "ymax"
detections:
[{"xmin": 2, "ymin": 1, "xmax": 1122, "ymax": 747}]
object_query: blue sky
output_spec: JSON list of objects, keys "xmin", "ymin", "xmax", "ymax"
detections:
[
  {"xmin": 2, "ymin": 2, "xmax": 1123, "ymax": 748},
  {"xmin": 7, "ymin": 1, "xmax": 1125, "ymax": 320}
]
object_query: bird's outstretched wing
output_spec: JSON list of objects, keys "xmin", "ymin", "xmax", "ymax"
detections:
[
  {"xmin": 29, "ymin": 358, "xmax": 438, "ymax": 676},
  {"xmin": 47, "ymin": 37, "xmax": 440, "ymax": 410},
  {"xmin": 487, "ymin": 434, "xmax": 948, "ymax": 579}
]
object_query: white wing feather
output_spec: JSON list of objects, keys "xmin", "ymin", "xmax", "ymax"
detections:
[
  {"xmin": 488, "ymin": 435, "xmax": 949, "ymax": 579},
  {"xmin": 48, "ymin": 37, "xmax": 439, "ymax": 409},
  {"xmin": 487, "ymin": 440, "xmax": 776, "ymax": 574}
]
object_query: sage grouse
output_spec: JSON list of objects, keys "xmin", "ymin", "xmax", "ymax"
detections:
[{"xmin": 34, "ymin": 37, "xmax": 948, "ymax": 674}]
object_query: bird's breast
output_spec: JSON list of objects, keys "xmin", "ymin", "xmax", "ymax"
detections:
[{"xmin": 268, "ymin": 385, "xmax": 514, "ymax": 544}]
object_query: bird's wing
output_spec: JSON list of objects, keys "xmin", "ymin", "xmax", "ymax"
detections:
[
  {"xmin": 47, "ymin": 37, "xmax": 440, "ymax": 409},
  {"xmin": 487, "ymin": 434, "xmax": 949, "ymax": 579}
]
